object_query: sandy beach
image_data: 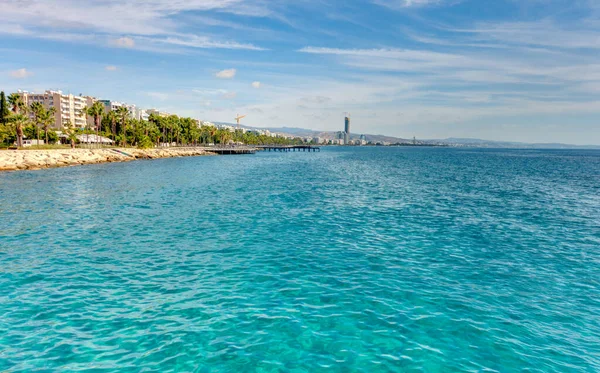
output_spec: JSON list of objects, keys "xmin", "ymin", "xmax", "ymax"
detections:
[{"xmin": 0, "ymin": 147, "xmax": 216, "ymax": 172}]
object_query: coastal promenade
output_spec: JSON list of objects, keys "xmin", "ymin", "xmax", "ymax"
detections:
[
  {"xmin": 0, "ymin": 144, "xmax": 322, "ymax": 172},
  {"xmin": 0, "ymin": 147, "xmax": 219, "ymax": 172}
]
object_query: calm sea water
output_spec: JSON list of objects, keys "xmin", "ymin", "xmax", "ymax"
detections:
[{"xmin": 1, "ymin": 147, "xmax": 599, "ymax": 372}]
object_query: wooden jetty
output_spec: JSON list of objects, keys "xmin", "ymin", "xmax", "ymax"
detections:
[
  {"xmin": 152, "ymin": 145, "xmax": 320, "ymax": 155},
  {"xmin": 205, "ymin": 146, "xmax": 257, "ymax": 155},
  {"xmin": 256, "ymin": 145, "xmax": 321, "ymax": 152}
]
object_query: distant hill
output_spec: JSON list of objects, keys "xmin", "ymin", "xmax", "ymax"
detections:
[
  {"xmin": 440, "ymin": 138, "xmax": 600, "ymax": 149},
  {"xmin": 217, "ymin": 123, "xmax": 414, "ymax": 144},
  {"xmin": 214, "ymin": 123, "xmax": 599, "ymax": 149}
]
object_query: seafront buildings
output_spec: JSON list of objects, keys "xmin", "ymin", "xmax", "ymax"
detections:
[
  {"xmin": 98, "ymin": 100, "xmax": 145, "ymax": 120},
  {"xmin": 14, "ymin": 89, "xmax": 176, "ymax": 130},
  {"xmin": 12, "ymin": 88, "xmax": 340, "ymax": 143},
  {"xmin": 18, "ymin": 90, "xmax": 95, "ymax": 129}
]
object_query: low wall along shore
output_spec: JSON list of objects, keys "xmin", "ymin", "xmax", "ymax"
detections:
[{"xmin": 0, "ymin": 148, "xmax": 215, "ymax": 172}]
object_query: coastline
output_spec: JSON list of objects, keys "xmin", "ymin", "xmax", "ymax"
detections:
[{"xmin": 0, "ymin": 147, "xmax": 217, "ymax": 172}]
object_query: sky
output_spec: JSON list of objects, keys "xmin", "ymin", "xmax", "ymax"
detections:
[{"xmin": 1, "ymin": 0, "xmax": 599, "ymax": 144}]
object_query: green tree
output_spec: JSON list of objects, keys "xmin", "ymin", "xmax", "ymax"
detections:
[
  {"xmin": 86, "ymin": 101, "xmax": 104, "ymax": 147},
  {"xmin": 7, "ymin": 93, "xmax": 25, "ymax": 114},
  {"xmin": 0, "ymin": 91, "xmax": 9, "ymax": 125},
  {"xmin": 10, "ymin": 114, "xmax": 29, "ymax": 147},
  {"xmin": 23, "ymin": 123, "xmax": 37, "ymax": 139},
  {"xmin": 30, "ymin": 101, "xmax": 44, "ymax": 142},
  {"xmin": 208, "ymin": 126, "xmax": 217, "ymax": 144},
  {"xmin": 115, "ymin": 106, "xmax": 129, "ymax": 147},
  {"xmin": 0, "ymin": 122, "xmax": 13, "ymax": 147},
  {"xmin": 41, "ymin": 107, "xmax": 56, "ymax": 144},
  {"xmin": 30, "ymin": 103, "xmax": 57, "ymax": 144},
  {"xmin": 7, "ymin": 94, "xmax": 28, "ymax": 147},
  {"xmin": 105, "ymin": 111, "xmax": 118, "ymax": 141},
  {"xmin": 63, "ymin": 121, "xmax": 78, "ymax": 148}
]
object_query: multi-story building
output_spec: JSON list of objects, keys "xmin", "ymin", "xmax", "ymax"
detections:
[
  {"xmin": 99, "ymin": 99, "xmax": 122, "ymax": 113},
  {"xmin": 344, "ymin": 115, "xmax": 351, "ymax": 145},
  {"xmin": 217, "ymin": 124, "xmax": 236, "ymax": 132},
  {"xmin": 138, "ymin": 109, "xmax": 150, "ymax": 121},
  {"xmin": 125, "ymin": 104, "xmax": 137, "ymax": 119},
  {"xmin": 18, "ymin": 90, "xmax": 96, "ymax": 129},
  {"xmin": 146, "ymin": 109, "xmax": 171, "ymax": 118},
  {"xmin": 99, "ymin": 100, "xmax": 139, "ymax": 120}
]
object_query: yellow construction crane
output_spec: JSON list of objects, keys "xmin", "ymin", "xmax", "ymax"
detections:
[{"xmin": 235, "ymin": 114, "xmax": 246, "ymax": 129}]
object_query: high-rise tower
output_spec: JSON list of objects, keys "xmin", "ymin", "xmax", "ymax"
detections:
[{"xmin": 344, "ymin": 115, "xmax": 351, "ymax": 145}]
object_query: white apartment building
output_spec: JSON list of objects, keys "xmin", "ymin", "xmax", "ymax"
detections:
[
  {"xmin": 146, "ymin": 109, "xmax": 171, "ymax": 118},
  {"xmin": 98, "ymin": 100, "xmax": 139, "ymax": 120},
  {"xmin": 217, "ymin": 124, "xmax": 236, "ymax": 132},
  {"xmin": 138, "ymin": 109, "xmax": 150, "ymax": 121},
  {"xmin": 18, "ymin": 90, "xmax": 96, "ymax": 129}
]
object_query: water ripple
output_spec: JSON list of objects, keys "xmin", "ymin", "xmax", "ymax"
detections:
[{"xmin": 1, "ymin": 148, "xmax": 599, "ymax": 372}]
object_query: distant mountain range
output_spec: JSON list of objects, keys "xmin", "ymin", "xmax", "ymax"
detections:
[
  {"xmin": 439, "ymin": 138, "xmax": 600, "ymax": 149},
  {"xmin": 216, "ymin": 123, "xmax": 600, "ymax": 149},
  {"xmin": 221, "ymin": 124, "xmax": 416, "ymax": 144}
]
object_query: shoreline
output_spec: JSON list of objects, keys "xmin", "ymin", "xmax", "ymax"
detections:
[{"xmin": 0, "ymin": 147, "xmax": 218, "ymax": 172}]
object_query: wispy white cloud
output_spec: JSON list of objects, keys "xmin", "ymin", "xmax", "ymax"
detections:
[
  {"xmin": 372, "ymin": 0, "xmax": 461, "ymax": 9},
  {"xmin": 216, "ymin": 68, "xmax": 237, "ymax": 79},
  {"xmin": 192, "ymin": 89, "xmax": 229, "ymax": 96},
  {"xmin": 147, "ymin": 92, "xmax": 169, "ymax": 101},
  {"xmin": 105, "ymin": 65, "xmax": 118, "ymax": 71},
  {"xmin": 252, "ymin": 81, "xmax": 261, "ymax": 88},
  {"xmin": 0, "ymin": 0, "xmax": 268, "ymax": 52},
  {"xmin": 455, "ymin": 20, "xmax": 600, "ymax": 49},
  {"xmin": 111, "ymin": 37, "xmax": 136, "ymax": 48},
  {"xmin": 222, "ymin": 91, "xmax": 238, "ymax": 99},
  {"xmin": 298, "ymin": 44, "xmax": 600, "ymax": 87},
  {"xmin": 151, "ymin": 35, "xmax": 265, "ymax": 50},
  {"xmin": 9, "ymin": 68, "xmax": 33, "ymax": 79}
]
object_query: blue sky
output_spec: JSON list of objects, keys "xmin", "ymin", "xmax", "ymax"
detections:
[{"xmin": 1, "ymin": 0, "xmax": 599, "ymax": 144}]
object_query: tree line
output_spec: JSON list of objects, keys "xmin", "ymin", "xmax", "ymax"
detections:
[{"xmin": 0, "ymin": 91, "xmax": 306, "ymax": 148}]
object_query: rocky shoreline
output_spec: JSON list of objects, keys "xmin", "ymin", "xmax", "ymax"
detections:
[{"xmin": 0, "ymin": 147, "xmax": 216, "ymax": 172}]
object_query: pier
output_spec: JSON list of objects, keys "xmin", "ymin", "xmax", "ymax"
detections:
[
  {"xmin": 202, "ymin": 147, "xmax": 257, "ymax": 155},
  {"xmin": 256, "ymin": 145, "xmax": 320, "ymax": 152},
  {"xmin": 148, "ymin": 145, "xmax": 320, "ymax": 155}
]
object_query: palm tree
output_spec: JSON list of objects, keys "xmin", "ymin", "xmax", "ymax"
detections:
[
  {"xmin": 7, "ymin": 93, "xmax": 25, "ymax": 114},
  {"xmin": 106, "ymin": 111, "xmax": 117, "ymax": 142},
  {"xmin": 11, "ymin": 114, "xmax": 29, "ymax": 148},
  {"xmin": 63, "ymin": 121, "xmax": 77, "ymax": 148},
  {"xmin": 209, "ymin": 127, "xmax": 217, "ymax": 144},
  {"xmin": 40, "ymin": 107, "xmax": 56, "ymax": 145},
  {"xmin": 115, "ymin": 106, "xmax": 129, "ymax": 147},
  {"xmin": 30, "ymin": 102, "xmax": 44, "ymax": 142},
  {"xmin": 86, "ymin": 101, "xmax": 104, "ymax": 147},
  {"xmin": 7, "ymin": 94, "xmax": 27, "ymax": 147}
]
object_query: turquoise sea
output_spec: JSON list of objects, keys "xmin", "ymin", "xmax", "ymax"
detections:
[{"xmin": 1, "ymin": 147, "xmax": 599, "ymax": 372}]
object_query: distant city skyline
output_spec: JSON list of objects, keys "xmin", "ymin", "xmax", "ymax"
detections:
[{"xmin": 1, "ymin": 0, "xmax": 599, "ymax": 145}]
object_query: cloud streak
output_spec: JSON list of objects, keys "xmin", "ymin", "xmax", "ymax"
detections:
[
  {"xmin": 9, "ymin": 68, "xmax": 33, "ymax": 79},
  {"xmin": 111, "ymin": 37, "xmax": 136, "ymax": 48},
  {"xmin": 0, "ymin": 0, "xmax": 268, "ymax": 52},
  {"xmin": 372, "ymin": 0, "xmax": 461, "ymax": 9},
  {"xmin": 216, "ymin": 69, "xmax": 237, "ymax": 79}
]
